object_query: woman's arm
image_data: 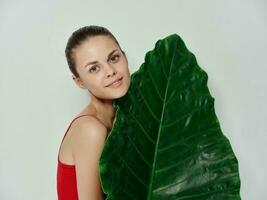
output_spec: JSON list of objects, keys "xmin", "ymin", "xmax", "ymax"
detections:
[{"xmin": 72, "ymin": 116, "xmax": 107, "ymax": 200}]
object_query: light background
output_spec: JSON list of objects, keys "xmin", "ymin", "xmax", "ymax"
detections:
[{"xmin": 0, "ymin": 0, "xmax": 266, "ymax": 199}]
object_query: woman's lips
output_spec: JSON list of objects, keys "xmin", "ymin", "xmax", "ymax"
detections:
[{"xmin": 107, "ymin": 77, "xmax": 123, "ymax": 88}]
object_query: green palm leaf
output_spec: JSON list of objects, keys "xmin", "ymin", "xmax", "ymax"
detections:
[{"xmin": 99, "ymin": 33, "xmax": 241, "ymax": 200}]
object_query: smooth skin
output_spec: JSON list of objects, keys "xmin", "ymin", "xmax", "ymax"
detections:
[{"xmin": 58, "ymin": 35, "xmax": 131, "ymax": 200}]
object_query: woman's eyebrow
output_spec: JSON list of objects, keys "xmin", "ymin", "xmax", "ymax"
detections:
[{"xmin": 84, "ymin": 49, "xmax": 118, "ymax": 68}]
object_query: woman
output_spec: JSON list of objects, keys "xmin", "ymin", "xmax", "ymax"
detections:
[{"xmin": 57, "ymin": 25, "xmax": 131, "ymax": 200}]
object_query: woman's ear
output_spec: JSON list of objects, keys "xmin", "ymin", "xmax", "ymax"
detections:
[{"xmin": 72, "ymin": 75, "xmax": 87, "ymax": 89}]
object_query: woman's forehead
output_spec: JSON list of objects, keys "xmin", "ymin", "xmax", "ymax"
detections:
[
  {"xmin": 73, "ymin": 36, "xmax": 119, "ymax": 68},
  {"xmin": 85, "ymin": 35, "xmax": 117, "ymax": 49},
  {"xmin": 76, "ymin": 36, "xmax": 118, "ymax": 56}
]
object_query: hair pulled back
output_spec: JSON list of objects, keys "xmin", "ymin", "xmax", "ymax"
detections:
[{"xmin": 65, "ymin": 25, "xmax": 123, "ymax": 78}]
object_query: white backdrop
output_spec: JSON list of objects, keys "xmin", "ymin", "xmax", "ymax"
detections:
[{"xmin": 0, "ymin": 0, "xmax": 266, "ymax": 199}]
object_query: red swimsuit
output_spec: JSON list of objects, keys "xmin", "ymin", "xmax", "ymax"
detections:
[{"xmin": 56, "ymin": 114, "xmax": 107, "ymax": 200}]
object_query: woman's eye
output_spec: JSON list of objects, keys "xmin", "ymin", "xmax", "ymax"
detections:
[
  {"xmin": 111, "ymin": 55, "xmax": 120, "ymax": 62},
  {"xmin": 88, "ymin": 55, "xmax": 119, "ymax": 73},
  {"xmin": 89, "ymin": 65, "xmax": 98, "ymax": 73}
]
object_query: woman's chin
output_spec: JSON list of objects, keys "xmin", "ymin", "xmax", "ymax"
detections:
[
  {"xmin": 110, "ymin": 88, "xmax": 129, "ymax": 99},
  {"xmin": 106, "ymin": 78, "xmax": 131, "ymax": 99}
]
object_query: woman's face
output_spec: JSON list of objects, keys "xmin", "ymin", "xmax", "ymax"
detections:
[{"xmin": 72, "ymin": 35, "xmax": 131, "ymax": 99}]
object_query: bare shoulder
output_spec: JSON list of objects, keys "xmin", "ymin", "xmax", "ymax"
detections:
[
  {"xmin": 70, "ymin": 115, "xmax": 108, "ymax": 153},
  {"xmin": 70, "ymin": 115, "xmax": 108, "ymax": 199},
  {"xmin": 72, "ymin": 115, "xmax": 107, "ymax": 135}
]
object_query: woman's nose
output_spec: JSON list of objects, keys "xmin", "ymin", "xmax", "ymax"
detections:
[{"xmin": 106, "ymin": 65, "xmax": 117, "ymax": 78}]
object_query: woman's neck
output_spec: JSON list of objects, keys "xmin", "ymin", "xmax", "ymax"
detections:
[{"xmin": 89, "ymin": 94, "xmax": 116, "ymax": 130}]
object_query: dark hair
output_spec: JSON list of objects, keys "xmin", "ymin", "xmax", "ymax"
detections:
[{"xmin": 65, "ymin": 25, "xmax": 124, "ymax": 78}]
